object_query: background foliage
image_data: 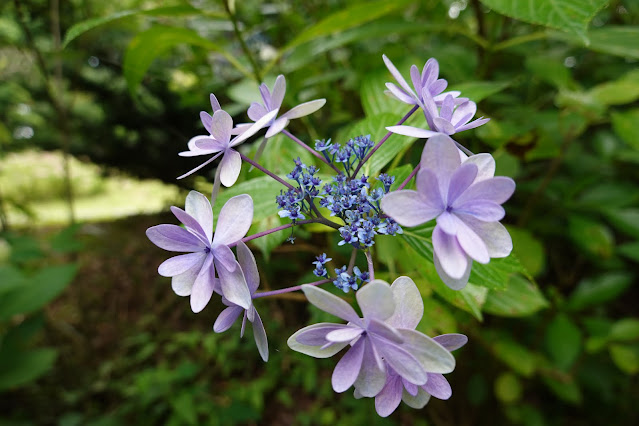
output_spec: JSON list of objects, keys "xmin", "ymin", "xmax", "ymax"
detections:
[{"xmin": 1, "ymin": 0, "xmax": 638, "ymax": 424}]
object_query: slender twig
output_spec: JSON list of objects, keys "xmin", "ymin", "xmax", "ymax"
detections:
[
  {"xmin": 365, "ymin": 250, "xmax": 375, "ymax": 281},
  {"xmin": 281, "ymin": 130, "xmax": 341, "ymax": 173},
  {"xmin": 346, "ymin": 248, "xmax": 358, "ymax": 274},
  {"xmin": 229, "ymin": 220, "xmax": 312, "ymax": 248},
  {"xmin": 15, "ymin": 0, "xmax": 75, "ymax": 224},
  {"xmin": 239, "ymin": 152, "xmax": 294, "ymax": 189},
  {"xmin": 0, "ymin": 186, "xmax": 9, "ymax": 231},
  {"xmin": 252, "ymin": 279, "xmax": 331, "ymax": 299},
  {"xmin": 223, "ymin": 0, "xmax": 262, "ymax": 82},
  {"xmin": 396, "ymin": 164, "xmax": 421, "ymax": 191},
  {"xmin": 353, "ymin": 105, "xmax": 419, "ymax": 176}
]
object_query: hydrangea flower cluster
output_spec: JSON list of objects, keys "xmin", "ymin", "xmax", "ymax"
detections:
[{"xmin": 146, "ymin": 54, "xmax": 515, "ymax": 418}]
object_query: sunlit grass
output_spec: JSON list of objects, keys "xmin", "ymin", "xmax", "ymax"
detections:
[{"xmin": 1, "ymin": 150, "xmax": 181, "ymax": 227}]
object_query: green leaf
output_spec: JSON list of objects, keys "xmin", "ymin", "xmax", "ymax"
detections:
[
  {"xmin": 123, "ymin": 26, "xmax": 225, "ymax": 95},
  {"xmin": 399, "ymin": 234, "xmax": 486, "ymax": 320},
  {"xmin": 418, "ymin": 298, "xmax": 458, "ymax": 336},
  {"xmin": 341, "ymin": 113, "xmax": 413, "ymax": 176},
  {"xmin": 525, "ymin": 56, "xmax": 576, "ymax": 89},
  {"xmin": 448, "ymin": 80, "xmax": 510, "ymax": 102},
  {"xmin": 494, "ymin": 372, "xmax": 523, "ymax": 403},
  {"xmin": 545, "ymin": 314, "xmax": 582, "ymax": 370},
  {"xmin": 0, "ymin": 265, "xmax": 25, "ymax": 295},
  {"xmin": 248, "ymin": 216, "xmax": 289, "ymax": 261},
  {"xmin": 550, "ymin": 26, "xmax": 639, "ymax": 59},
  {"xmin": 567, "ymin": 272, "xmax": 633, "ymax": 311},
  {"xmin": 542, "ymin": 374, "xmax": 582, "ymax": 404},
  {"xmin": 491, "ymin": 334, "xmax": 537, "ymax": 377},
  {"xmin": 506, "ymin": 226, "xmax": 545, "ymax": 277},
  {"xmin": 0, "ymin": 348, "xmax": 57, "ymax": 390},
  {"xmin": 618, "ymin": 241, "xmax": 639, "ymax": 263},
  {"xmin": 611, "ymin": 109, "xmax": 639, "ymax": 150},
  {"xmin": 609, "ymin": 319, "xmax": 639, "ymax": 342},
  {"xmin": 210, "ymin": 176, "xmax": 284, "ymax": 224},
  {"xmin": 62, "ymin": 4, "xmax": 201, "ymax": 48},
  {"xmin": 604, "ymin": 208, "xmax": 639, "ymax": 238},
  {"xmin": 479, "ymin": 0, "xmax": 607, "ymax": 43},
  {"xmin": 360, "ymin": 70, "xmax": 397, "ymax": 116},
  {"xmin": 402, "ymin": 226, "xmax": 530, "ymax": 292},
  {"xmin": 568, "ymin": 216, "xmax": 614, "ymax": 259},
  {"xmin": 609, "ymin": 344, "xmax": 639, "ymax": 375},
  {"xmin": 0, "ymin": 264, "xmax": 77, "ymax": 321},
  {"xmin": 483, "ymin": 275, "xmax": 549, "ymax": 317},
  {"xmin": 283, "ymin": 0, "xmax": 410, "ymax": 51},
  {"xmin": 589, "ymin": 70, "xmax": 639, "ymax": 106}
]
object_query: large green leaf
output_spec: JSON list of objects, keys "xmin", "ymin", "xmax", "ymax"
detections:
[
  {"xmin": 449, "ymin": 81, "xmax": 511, "ymax": 103},
  {"xmin": 401, "ymin": 226, "xmax": 530, "ymax": 292},
  {"xmin": 0, "ymin": 264, "xmax": 78, "ymax": 321},
  {"xmin": 340, "ymin": 113, "xmax": 414, "ymax": 176},
  {"xmin": 480, "ymin": 0, "xmax": 607, "ymax": 43},
  {"xmin": 604, "ymin": 208, "xmax": 639, "ymax": 238},
  {"xmin": 283, "ymin": 0, "xmax": 410, "ymax": 51},
  {"xmin": 611, "ymin": 109, "xmax": 639, "ymax": 150},
  {"xmin": 567, "ymin": 272, "xmax": 634, "ymax": 311},
  {"xmin": 482, "ymin": 275, "xmax": 549, "ymax": 317},
  {"xmin": 62, "ymin": 4, "xmax": 202, "ymax": 48},
  {"xmin": 550, "ymin": 26, "xmax": 639, "ymax": 59},
  {"xmin": 123, "ymin": 26, "xmax": 226, "ymax": 95},
  {"xmin": 0, "ymin": 348, "xmax": 57, "ymax": 390},
  {"xmin": 545, "ymin": 314, "xmax": 582, "ymax": 370},
  {"xmin": 211, "ymin": 176, "xmax": 284, "ymax": 224}
]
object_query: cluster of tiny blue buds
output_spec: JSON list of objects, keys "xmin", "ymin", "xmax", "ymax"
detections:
[
  {"xmin": 315, "ymin": 135, "xmax": 375, "ymax": 176},
  {"xmin": 312, "ymin": 253, "xmax": 332, "ymax": 278},
  {"xmin": 277, "ymin": 158, "xmax": 322, "ymax": 222},
  {"xmin": 320, "ymin": 173, "xmax": 403, "ymax": 248},
  {"xmin": 333, "ymin": 265, "xmax": 370, "ymax": 293}
]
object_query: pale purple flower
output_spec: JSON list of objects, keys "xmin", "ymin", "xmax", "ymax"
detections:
[
  {"xmin": 387, "ymin": 92, "xmax": 489, "ymax": 140},
  {"xmin": 287, "ymin": 278, "xmax": 455, "ymax": 398},
  {"xmin": 178, "ymin": 107, "xmax": 279, "ymax": 185},
  {"xmin": 146, "ymin": 191, "xmax": 254, "ymax": 314},
  {"xmin": 213, "ymin": 241, "xmax": 268, "ymax": 362},
  {"xmin": 350, "ymin": 276, "xmax": 467, "ymax": 417},
  {"xmin": 381, "ymin": 135, "xmax": 515, "ymax": 290},
  {"xmin": 382, "ymin": 54, "xmax": 465, "ymax": 108},
  {"xmin": 246, "ymin": 75, "xmax": 326, "ymax": 138}
]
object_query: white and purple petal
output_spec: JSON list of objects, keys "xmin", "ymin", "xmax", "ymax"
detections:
[
  {"xmin": 356, "ymin": 280, "xmax": 395, "ymax": 321},
  {"xmin": 213, "ymin": 194, "xmax": 254, "ymax": 246},
  {"xmin": 332, "ymin": 338, "xmax": 366, "ymax": 393},
  {"xmin": 301, "ymin": 284, "xmax": 361, "ymax": 324},
  {"xmin": 146, "ymin": 224, "xmax": 206, "ymax": 252}
]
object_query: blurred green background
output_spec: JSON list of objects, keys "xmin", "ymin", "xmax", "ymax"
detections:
[{"xmin": 1, "ymin": 0, "xmax": 638, "ymax": 424}]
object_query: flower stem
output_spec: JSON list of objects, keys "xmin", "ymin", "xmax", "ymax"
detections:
[
  {"xmin": 239, "ymin": 152, "xmax": 293, "ymax": 189},
  {"xmin": 365, "ymin": 250, "xmax": 375, "ymax": 281},
  {"xmin": 282, "ymin": 130, "xmax": 341, "ymax": 173},
  {"xmin": 396, "ymin": 163, "xmax": 421, "ymax": 191},
  {"xmin": 223, "ymin": 0, "xmax": 262, "ymax": 82},
  {"xmin": 353, "ymin": 105, "xmax": 419, "ymax": 176},
  {"xmin": 347, "ymin": 248, "xmax": 358, "ymax": 274},
  {"xmin": 252, "ymin": 279, "xmax": 331, "ymax": 299}
]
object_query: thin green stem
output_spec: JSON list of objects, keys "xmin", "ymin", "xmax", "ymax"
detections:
[{"xmin": 223, "ymin": 0, "xmax": 262, "ymax": 82}]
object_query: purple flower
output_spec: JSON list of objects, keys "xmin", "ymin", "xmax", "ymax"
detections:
[
  {"xmin": 246, "ymin": 75, "xmax": 326, "ymax": 138},
  {"xmin": 387, "ymin": 93, "xmax": 489, "ymax": 140},
  {"xmin": 146, "ymin": 191, "xmax": 254, "ymax": 313},
  {"xmin": 287, "ymin": 278, "xmax": 455, "ymax": 398},
  {"xmin": 178, "ymin": 107, "xmax": 279, "ymax": 185},
  {"xmin": 351, "ymin": 276, "xmax": 468, "ymax": 417},
  {"xmin": 381, "ymin": 135, "xmax": 515, "ymax": 290},
  {"xmin": 213, "ymin": 241, "xmax": 268, "ymax": 362},
  {"xmin": 382, "ymin": 54, "xmax": 464, "ymax": 108}
]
